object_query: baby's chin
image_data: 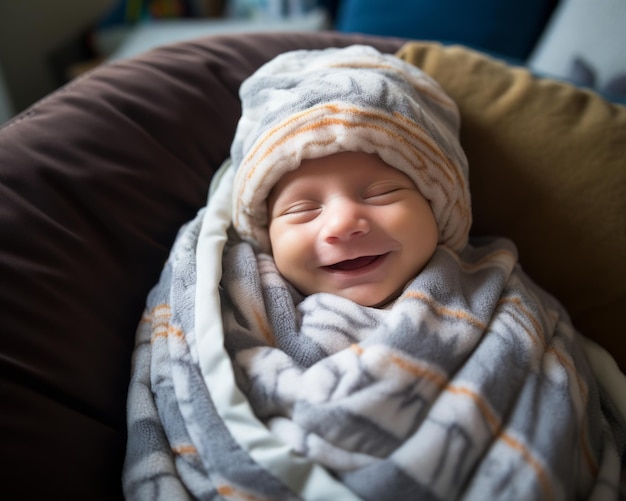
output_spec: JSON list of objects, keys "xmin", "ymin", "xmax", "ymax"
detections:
[
  {"xmin": 309, "ymin": 284, "xmax": 406, "ymax": 309},
  {"xmin": 355, "ymin": 288, "xmax": 404, "ymax": 309}
]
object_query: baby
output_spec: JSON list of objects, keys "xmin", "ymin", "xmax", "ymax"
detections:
[
  {"xmin": 230, "ymin": 44, "xmax": 469, "ymax": 306},
  {"xmin": 267, "ymin": 150, "xmax": 438, "ymax": 308},
  {"xmin": 218, "ymin": 45, "xmax": 623, "ymax": 499}
]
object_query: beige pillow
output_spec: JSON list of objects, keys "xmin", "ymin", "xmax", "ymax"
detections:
[{"xmin": 397, "ymin": 42, "xmax": 626, "ymax": 371}]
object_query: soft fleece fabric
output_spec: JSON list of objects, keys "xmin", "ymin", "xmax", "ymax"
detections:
[{"xmin": 123, "ymin": 159, "xmax": 624, "ymax": 500}]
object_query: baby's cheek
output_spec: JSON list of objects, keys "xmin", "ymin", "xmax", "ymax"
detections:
[
  {"xmin": 273, "ymin": 224, "xmax": 306, "ymax": 248},
  {"xmin": 381, "ymin": 206, "xmax": 416, "ymax": 231},
  {"xmin": 270, "ymin": 226, "xmax": 304, "ymax": 262}
]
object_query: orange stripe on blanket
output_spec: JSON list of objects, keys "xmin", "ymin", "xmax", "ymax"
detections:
[
  {"xmin": 243, "ymin": 104, "xmax": 458, "ymax": 188},
  {"xmin": 448, "ymin": 384, "xmax": 555, "ymax": 499},
  {"xmin": 494, "ymin": 302, "xmax": 597, "ymax": 477},
  {"xmin": 350, "ymin": 344, "xmax": 448, "ymax": 389},
  {"xmin": 253, "ymin": 309, "xmax": 276, "ymax": 347},
  {"xmin": 237, "ymin": 103, "xmax": 469, "ymax": 228},
  {"xmin": 499, "ymin": 432, "xmax": 555, "ymax": 499},
  {"xmin": 351, "ymin": 346, "xmax": 526, "ymax": 441},
  {"xmin": 146, "ymin": 303, "xmax": 185, "ymax": 342},
  {"xmin": 171, "ymin": 444, "xmax": 197, "ymax": 456},
  {"xmin": 217, "ymin": 485, "xmax": 274, "ymax": 501},
  {"xmin": 496, "ymin": 296, "xmax": 545, "ymax": 350},
  {"xmin": 389, "ymin": 353, "xmax": 448, "ymax": 388},
  {"xmin": 504, "ymin": 296, "xmax": 542, "ymax": 335},
  {"xmin": 402, "ymin": 290, "xmax": 487, "ymax": 330},
  {"xmin": 493, "ymin": 285, "xmax": 592, "ymax": 478},
  {"xmin": 547, "ymin": 344, "xmax": 598, "ymax": 477},
  {"xmin": 235, "ymin": 108, "xmax": 472, "ymax": 248},
  {"xmin": 151, "ymin": 325, "xmax": 185, "ymax": 342},
  {"xmin": 446, "ymin": 385, "xmax": 500, "ymax": 432},
  {"xmin": 244, "ymin": 116, "xmax": 452, "ymax": 193},
  {"xmin": 351, "ymin": 343, "xmax": 556, "ymax": 497},
  {"xmin": 141, "ymin": 303, "xmax": 170, "ymax": 323}
]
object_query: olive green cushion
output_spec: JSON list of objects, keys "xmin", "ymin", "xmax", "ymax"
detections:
[{"xmin": 397, "ymin": 42, "xmax": 626, "ymax": 371}]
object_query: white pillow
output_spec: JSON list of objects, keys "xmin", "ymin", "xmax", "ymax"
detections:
[{"xmin": 528, "ymin": 0, "xmax": 626, "ymax": 99}]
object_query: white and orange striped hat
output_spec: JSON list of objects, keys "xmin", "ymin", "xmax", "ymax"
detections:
[{"xmin": 231, "ymin": 45, "xmax": 471, "ymax": 253}]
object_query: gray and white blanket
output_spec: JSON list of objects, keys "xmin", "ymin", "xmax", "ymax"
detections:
[{"xmin": 123, "ymin": 161, "xmax": 624, "ymax": 500}]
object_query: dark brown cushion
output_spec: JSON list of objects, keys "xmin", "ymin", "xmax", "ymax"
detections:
[
  {"xmin": 398, "ymin": 42, "xmax": 626, "ymax": 372},
  {"xmin": 0, "ymin": 31, "xmax": 405, "ymax": 500}
]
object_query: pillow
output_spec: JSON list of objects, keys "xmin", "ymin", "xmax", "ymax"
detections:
[
  {"xmin": 397, "ymin": 42, "xmax": 626, "ymax": 372},
  {"xmin": 0, "ymin": 31, "xmax": 405, "ymax": 500},
  {"xmin": 335, "ymin": 0, "xmax": 557, "ymax": 60},
  {"xmin": 528, "ymin": 0, "xmax": 626, "ymax": 102}
]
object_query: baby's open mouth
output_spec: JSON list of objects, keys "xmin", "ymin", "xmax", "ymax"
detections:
[{"xmin": 325, "ymin": 255, "xmax": 383, "ymax": 271}]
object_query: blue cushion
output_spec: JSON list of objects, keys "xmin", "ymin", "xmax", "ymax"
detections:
[{"xmin": 335, "ymin": 0, "xmax": 556, "ymax": 60}]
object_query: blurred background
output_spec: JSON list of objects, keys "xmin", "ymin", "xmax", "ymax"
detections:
[
  {"xmin": 1, "ymin": 0, "xmax": 116, "ymax": 122},
  {"xmin": 0, "ymin": 0, "xmax": 337, "ymax": 123},
  {"xmin": 3, "ymin": 0, "xmax": 621, "ymax": 124}
]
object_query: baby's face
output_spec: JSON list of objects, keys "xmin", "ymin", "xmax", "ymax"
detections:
[{"xmin": 267, "ymin": 152, "xmax": 438, "ymax": 307}]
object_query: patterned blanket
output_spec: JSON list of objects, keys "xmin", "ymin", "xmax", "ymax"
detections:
[{"xmin": 123, "ymin": 161, "xmax": 624, "ymax": 500}]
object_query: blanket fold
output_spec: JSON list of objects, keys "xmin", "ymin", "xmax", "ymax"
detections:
[{"xmin": 123, "ymin": 161, "xmax": 624, "ymax": 500}]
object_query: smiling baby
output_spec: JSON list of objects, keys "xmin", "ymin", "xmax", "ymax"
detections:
[
  {"xmin": 267, "ymin": 151, "xmax": 438, "ymax": 307},
  {"xmin": 217, "ymin": 45, "xmax": 623, "ymax": 499},
  {"xmin": 230, "ymin": 44, "xmax": 470, "ymax": 308}
]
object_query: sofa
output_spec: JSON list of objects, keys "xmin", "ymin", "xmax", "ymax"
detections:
[{"xmin": 1, "ymin": 11, "xmax": 625, "ymax": 501}]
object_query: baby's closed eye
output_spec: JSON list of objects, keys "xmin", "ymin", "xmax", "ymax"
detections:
[
  {"xmin": 363, "ymin": 183, "xmax": 410, "ymax": 204},
  {"xmin": 275, "ymin": 202, "xmax": 321, "ymax": 222},
  {"xmin": 284, "ymin": 202, "xmax": 320, "ymax": 214}
]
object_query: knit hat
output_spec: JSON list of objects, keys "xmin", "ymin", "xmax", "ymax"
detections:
[{"xmin": 231, "ymin": 44, "xmax": 471, "ymax": 252}]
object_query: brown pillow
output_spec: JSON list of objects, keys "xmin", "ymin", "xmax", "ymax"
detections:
[
  {"xmin": 0, "ymin": 32, "xmax": 405, "ymax": 500},
  {"xmin": 397, "ymin": 42, "xmax": 626, "ymax": 371}
]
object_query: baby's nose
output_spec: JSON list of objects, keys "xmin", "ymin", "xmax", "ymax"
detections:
[{"xmin": 321, "ymin": 201, "xmax": 370, "ymax": 243}]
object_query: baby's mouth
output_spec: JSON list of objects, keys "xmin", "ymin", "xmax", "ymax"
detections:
[{"xmin": 325, "ymin": 255, "xmax": 383, "ymax": 271}]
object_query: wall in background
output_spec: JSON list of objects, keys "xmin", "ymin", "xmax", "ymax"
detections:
[{"xmin": 0, "ymin": 0, "xmax": 113, "ymax": 119}]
